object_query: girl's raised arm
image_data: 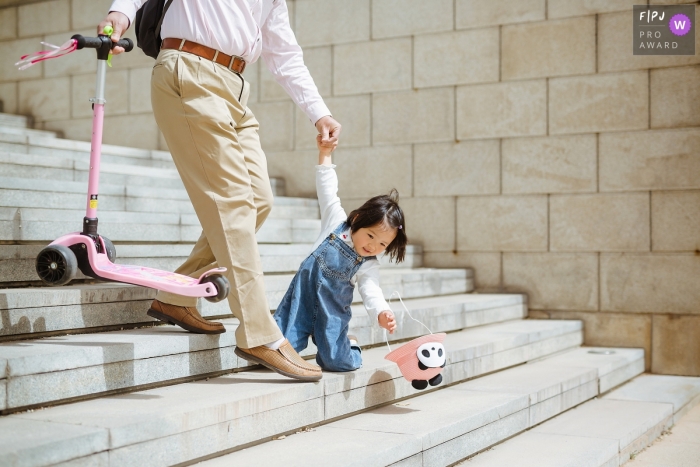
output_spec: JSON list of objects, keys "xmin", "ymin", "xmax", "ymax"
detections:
[
  {"xmin": 315, "ymin": 134, "xmax": 345, "ymax": 233},
  {"xmin": 317, "ymin": 134, "xmax": 334, "ymax": 166}
]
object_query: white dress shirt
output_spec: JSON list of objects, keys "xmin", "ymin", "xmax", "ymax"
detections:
[
  {"xmin": 314, "ymin": 165, "xmax": 391, "ymax": 325},
  {"xmin": 110, "ymin": 0, "xmax": 331, "ymax": 123}
]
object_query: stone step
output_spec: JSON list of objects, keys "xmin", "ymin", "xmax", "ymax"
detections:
[
  {"xmin": 626, "ymin": 401, "xmax": 700, "ymax": 467},
  {"xmin": 0, "ymin": 133, "xmax": 171, "ymax": 168},
  {"xmin": 0, "ymin": 151, "xmax": 285, "ymax": 195},
  {"xmin": 0, "ymin": 207, "xmax": 320, "ymax": 243},
  {"xmin": 0, "ymin": 113, "xmax": 31, "ymax": 128},
  {"xmin": 461, "ymin": 374, "xmax": 700, "ymax": 467},
  {"xmin": 0, "ymin": 126, "xmax": 57, "ymax": 139},
  {"xmin": 110, "ymin": 243, "xmax": 422, "ymax": 270},
  {"xmin": 184, "ymin": 346, "xmax": 643, "ymax": 467},
  {"xmin": 603, "ymin": 374, "xmax": 700, "ymax": 424},
  {"xmin": 0, "ymin": 179, "xmax": 318, "ymax": 217},
  {"xmin": 0, "ymin": 150, "xmax": 183, "ymax": 190},
  {"xmin": 0, "ymin": 243, "xmax": 423, "ymax": 284},
  {"xmin": 0, "ymin": 293, "xmax": 523, "ymax": 412},
  {"xmin": 0, "ymin": 175, "xmax": 308, "ymax": 208},
  {"xmin": 0, "ymin": 268, "xmax": 473, "ymax": 339},
  {"xmin": 0, "ymin": 156, "xmax": 183, "ymax": 190},
  {"xmin": 0, "ymin": 319, "xmax": 585, "ymax": 466}
]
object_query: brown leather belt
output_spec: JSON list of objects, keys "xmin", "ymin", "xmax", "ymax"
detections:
[{"xmin": 161, "ymin": 38, "xmax": 246, "ymax": 74}]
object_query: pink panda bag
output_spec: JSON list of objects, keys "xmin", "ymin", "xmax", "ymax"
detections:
[{"xmin": 383, "ymin": 293, "xmax": 447, "ymax": 390}]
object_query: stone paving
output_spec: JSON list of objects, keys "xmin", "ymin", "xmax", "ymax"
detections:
[
  {"xmin": 627, "ymin": 402, "xmax": 700, "ymax": 467},
  {"xmin": 456, "ymin": 374, "xmax": 700, "ymax": 467}
]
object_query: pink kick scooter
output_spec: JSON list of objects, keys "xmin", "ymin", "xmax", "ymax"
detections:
[{"xmin": 24, "ymin": 32, "xmax": 230, "ymax": 302}]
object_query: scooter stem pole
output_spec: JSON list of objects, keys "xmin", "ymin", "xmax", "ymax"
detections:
[{"xmin": 85, "ymin": 59, "xmax": 107, "ymax": 220}]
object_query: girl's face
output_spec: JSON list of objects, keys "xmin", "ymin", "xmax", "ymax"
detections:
[{"xmin": 351, "ymin": 223, "xmax": 397, "ymax": 257}]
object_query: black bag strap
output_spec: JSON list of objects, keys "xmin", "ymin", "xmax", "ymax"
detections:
[{"xmin": 155, "ymin": 0, "xmax": 175, "ymax": 38}]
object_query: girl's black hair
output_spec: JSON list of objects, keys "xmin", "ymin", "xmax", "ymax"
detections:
[{"xmin": 346, "ymin": 188, "xmax": 407, "ymax": 263}]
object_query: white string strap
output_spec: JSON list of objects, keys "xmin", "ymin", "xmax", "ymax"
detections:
[{"xmin": 383, "ymin": 290, "xmax": 433, "ymax": 353}]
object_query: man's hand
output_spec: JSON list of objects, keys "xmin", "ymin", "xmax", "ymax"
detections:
[
  {"xmin": 315, "ymin": 115, "xmax": 341, "ymax": 151},
  {"xmin": 378, "ymin": 311, "xmax": 396, "ymax": 334},
  {"xmin": 316, "ymin": 134, "xmax": 337, "ymax": 162},
  {"xmin": 97, "ymin": 11, "xmax": 130, "ymax": 55}
]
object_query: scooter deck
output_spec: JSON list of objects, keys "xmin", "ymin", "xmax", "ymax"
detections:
[
  {"xmin": 97, "ymin": 261, "xmax": 212, "ymax": 286},
  {"xmin": 51, "ymin": 233, "xmax": 226, "ymax": 298},
  {"xmin": 91, "ymin": 254, "xmax": 226, "ymax": 297},
  {"xmin": 90, "ymin": 253, "xmax": 226, "ymax": 297}
]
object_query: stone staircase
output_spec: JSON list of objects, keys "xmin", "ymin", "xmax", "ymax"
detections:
[{"xmin": 0, "ymin": 111, "xmax": 697, "ymax": 467}]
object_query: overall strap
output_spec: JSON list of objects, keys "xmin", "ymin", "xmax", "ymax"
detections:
[
  {"xmin": 328, "ymin": 221, "xmax": 378, "ymax": 265},
  {"xmin": 332, "ymin": 221, "xmax": 349, "ymax": 235}
]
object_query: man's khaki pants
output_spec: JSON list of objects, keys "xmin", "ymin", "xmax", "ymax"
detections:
[{"xmin": 150, "ymin": 49, "xmax": 282, "ymax": 349}]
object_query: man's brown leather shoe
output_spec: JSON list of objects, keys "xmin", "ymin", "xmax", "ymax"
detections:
[
  {"xmin": 234, "ymin": 340, "xmax": 322, "ymax": 381},
  {"xmin": 147, "ymin": 299, "xmax": 225, "ymax": 334}
]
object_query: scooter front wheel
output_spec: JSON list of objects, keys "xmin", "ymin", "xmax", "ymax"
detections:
[
  {"xmin": 100, "ymin": 236, "xmax": 117, "ymax": 262},
  {"xmin": 36, "ymin": 244, "xmax": 78, "ymax": 286},
  {"xmin": 201, "ymin": 274, "xmax": 230, "ymax": 303}
]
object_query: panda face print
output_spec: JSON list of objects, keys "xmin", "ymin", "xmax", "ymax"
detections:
[{"xmin": 416, "ymin": 342, "xmax": 446, "ymax": 369}]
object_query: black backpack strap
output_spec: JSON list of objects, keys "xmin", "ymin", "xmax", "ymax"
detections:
[{"xmin": 155, "ymin": 0, "xmax": 175, "ymax": 38}]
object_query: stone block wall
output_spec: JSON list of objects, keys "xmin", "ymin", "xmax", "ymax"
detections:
[{"xmin": 0, "ymin": 0, "xmax": 699, "ymax": 375}]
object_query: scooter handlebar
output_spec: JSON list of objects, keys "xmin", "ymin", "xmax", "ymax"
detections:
[{"xmin": 71, "ymin": 34, "xmax": 134, "ymax": 52}]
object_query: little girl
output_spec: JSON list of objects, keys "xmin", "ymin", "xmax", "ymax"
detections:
[{"xmin": 273, "ymin": 136, "xmax": 407, "ymax": 372}]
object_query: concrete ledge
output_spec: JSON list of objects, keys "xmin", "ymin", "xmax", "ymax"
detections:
[
  {"xmin": 532, "ymin": 400, "xmax": 672, "ymax": 465},
  {"xmin": 194, "ymin": 347, "xmax": 642, "ymax": 467},
  {"xmin": 198, "ymin": 268, "xmax": 473, "ymax": 317},
  {"xmin": 0, "ymin": 267, "xmax": 472, "ymax": 338},
  {"xmin": 531, "ymin": 347, "xmax": 646, "ymax": 393},
  {"xmin": 604, "ymin": 374, "xmax": 700, "ymax": 424},
  {"xmin": 0, "ymin": 207, "xmax": 320, "ymax": 243},
  {"xmin": 0, "ymin": 243, "xmax": 423, "ymax": 283},
  {"xmin": 0, "ymin": 178, "xmax": 312, "ymax": 217},
  {"xmin": 460, "ymin": 431, "xmax": 619, "ymax": 467},
  {"xmin": 0, "ymin": 151, "xmax": 287, "ymax": 196},
  {"xmin": 458, "ymin": 374, "xmax": 700, "ymax": 466},
  {"xmin": 0, "ymin": 419, "xmax": 108, "ymax": 467},
  {"xmin": 2, "ymin": 319, "xmax": 583, "ymax": 466},
  {"xmin": 0, "ymin": 114, "xmax": 30, "ymax": 128},
  {"xmin": 0, "ymin": 293, "xmax": 518, "ymax": 410},
  {"xmin": 0, "ymin": 127, "xmax": 57, "ymax": 139}
]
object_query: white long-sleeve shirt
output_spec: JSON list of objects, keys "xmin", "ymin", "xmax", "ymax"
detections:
[
  {"xmin": 314, "ymin": 165, "xmax": 390, "ymax": 324},
  {"xmin": 109, "ymin": 0, "xmax": 331, "ymax": 123}
]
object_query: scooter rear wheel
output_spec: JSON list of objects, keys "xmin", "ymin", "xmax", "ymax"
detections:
[
  {"xmin": 36, "ymin": 245, "xmax": 78, "ymax": 286},
  {"xmin": 201, "ymin": 274, "xmax": 230, "ymax": 303}
]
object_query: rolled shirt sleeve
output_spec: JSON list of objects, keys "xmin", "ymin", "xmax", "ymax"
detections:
[{"xmin": 109, "ymin": 0, "xmax": 146, "ymax": 24}]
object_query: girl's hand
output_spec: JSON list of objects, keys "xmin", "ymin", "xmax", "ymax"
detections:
[
  {"xmin": 316, "ymin": 134, "xmax": 337, "ymax": 156},
  {"xmin": 317, "ymin": 134, "xmax": 337, "ymax": 165},
  {"xmin": 378, "ymin": 311, "xmax": 396, "ymax": 334}
]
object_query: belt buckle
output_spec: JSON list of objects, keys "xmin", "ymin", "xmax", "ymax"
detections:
[{"xmin": 228, "ymin": 55, "xmax": 246, "ymax": 74}]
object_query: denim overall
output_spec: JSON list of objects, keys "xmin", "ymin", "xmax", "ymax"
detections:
[{"xmin": 274, "ymin": 222, "xmax": 375, "ymax": 372}]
